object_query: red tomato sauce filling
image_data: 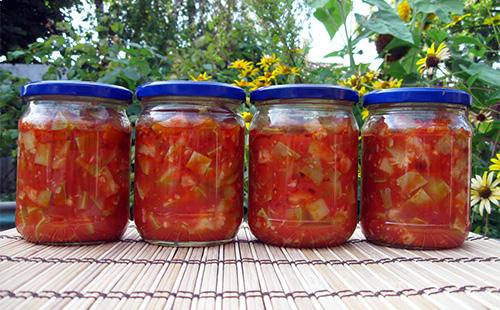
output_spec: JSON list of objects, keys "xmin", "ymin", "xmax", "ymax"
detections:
[
  {"xmin": 16, "ymin": 108, "xmax": 131, "ymax": 243},
  {"xmin": 133, "ymin": 112, "xmax": 244, "ymax": 243},
  {"xmin": 248, "ymin": 117, "xmax": 358, "ymax": 247},
  {"xmin": 361, "ymin": 116, "xmax": 471, "ymax": 249}
]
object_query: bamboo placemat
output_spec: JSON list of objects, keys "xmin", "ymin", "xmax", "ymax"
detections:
[{"xmin": 0, "ymin": 222, "xmax": 499, "ymax": 309}]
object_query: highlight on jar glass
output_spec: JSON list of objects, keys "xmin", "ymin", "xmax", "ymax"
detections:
[
  {"xmin": 134, "ymin": 81, "xmax": 245, "ymax": 246},
  {"xmin": 361, "ymin": 88, "xmax": 473, "ymax": 249},
  {"xmin": 248, "ymin": 85, "xmax": 360, "ymax": 247},
  {"xmin": 16, "ymin": 81, "xmax": 133, "ymax": 244}
]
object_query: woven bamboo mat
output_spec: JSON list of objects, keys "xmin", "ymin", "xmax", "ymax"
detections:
[{"xmin": 0, "ymin": 222, "xmax": 499, "ymax": 310}]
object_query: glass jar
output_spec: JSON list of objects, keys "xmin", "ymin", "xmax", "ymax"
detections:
[
  {"xmin": 134, "ymin": 81, "xmax": 245, "ymax": 246},
  {"xmin": 17, "ymin": 81, "xmax": 132, "ymax": 244},
  {"xmin": 361, "ymin": 88, "xmax": 472, "ymax": 249},
  {"xmin": 248, "ymin": 85, "xmax": 359, "ymax": 247}
]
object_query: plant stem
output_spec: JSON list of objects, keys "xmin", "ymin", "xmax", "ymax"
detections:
[
  {"xmin": 339, "ymin": 3, "xmax": 355, "ymax": 71},
  {"xmin": 484, "ymin": 213, "xmax": 489, "ymax": 236}
]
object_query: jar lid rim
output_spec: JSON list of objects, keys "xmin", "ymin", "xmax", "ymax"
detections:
[
  {"xmin": 250, "ymin": 84, "xmax": 359, "ymax": 103},
  {"xmin": 363, "ymin": 87, "xmax": 471, "ymax": 106},
  {"xmin": 21, "ymin": 81, "xmax": 133, "ymax": 102},
  {"xmin": 136, "ymin": 81, "xmax": 246, "ymax": 101}
]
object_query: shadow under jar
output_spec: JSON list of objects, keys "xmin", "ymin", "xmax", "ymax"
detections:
[
  {"xmin": 248, "ymin": 85, "xmax": 360, "ymax": 248},
  {"xmin": 134, "ymin": 81, "xmax": 245, "ymax": 246},
  {"xmin": 361, "ymin": 88, "xmax": 473, "ymax": 249},
  {"xmin": 17, "ymin": 81, "xmax": 132, "ymax": 244}
]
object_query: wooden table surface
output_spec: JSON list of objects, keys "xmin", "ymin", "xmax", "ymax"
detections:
[{"xmin": 0, "ymin": 222, "xmax": 499, "ymax": 309}]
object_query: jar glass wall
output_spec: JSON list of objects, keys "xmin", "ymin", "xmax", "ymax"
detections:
[
  {"xmin": 248, "ymin": 85, "xmax": 359, "ymax": 247},
  {"xmin": 361, "ymin": 88, "xmax": 472, "ymax": 249},
  {"xmin": 16, "ymin": 81, "xmax": 132, "ymax": 244},
  {"xmin": 134, "ymin": 81, "xmax": 245, "ymax": 246}
]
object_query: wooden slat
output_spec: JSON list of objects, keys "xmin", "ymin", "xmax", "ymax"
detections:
[{"xmin": 0, "ymin": 222, "xmax": 498, "ymax": 309}]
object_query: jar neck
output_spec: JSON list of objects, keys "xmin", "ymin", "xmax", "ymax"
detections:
[
  {"xmin": 25, "ymin": 95, "xmax": 129, "ymax": 107},
  {"xmin": 255, "ymin": 99, "xmax": 354, "ymax": 112},
  {"xmin": 366, "ymin": 103, "xmax": 468, "ymax": 115},
  {"xmin": 140, "ymin": 96, "xmax": 241, "ymax": 113}
]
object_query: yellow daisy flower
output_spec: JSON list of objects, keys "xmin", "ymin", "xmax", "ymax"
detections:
[
  {"xmin": 257, "ymin": 54, "xmax": 279, "ymax": 71},
  {"xmin": 190, "ymin": 72, "xmax": 212, "ymax": 81},
  {"xmin": 471, "ymin": 171, "xmax": 500, "ymax": 216},
  {"xmin": 241, "ymin": 111, "xmax": 253, "ymax": 129},
  {"xmin": 489, "ymin": 154, "xmax": 500, "ymax": 172},
  {"xmin": 416, "ymin": 42, "xmax": 450, "ymax": 75},
  {"xmin": 469, "ymin": 110, "xmax": 494, "ymax": 127},
  {"xmin": 372, "ymin": 77, "xmax": 403, "ymax": 90},
  {"xmin": 397, "ymin": 0, "xmax": 411, "ymax": 23},
  {"xmin": 229, "ymin": 59, "xmax": 253, "ymax": 70},
  {"xmin": 361, "ymin": 108, "xmax": 370, "ymax": 120},
  {"xmin": 233, "ymin": 80, "xmax": 250, "ymax": 88},
  {"xmin": 484, "ymin": 15, "xmax": 500, "ymax": 26}
]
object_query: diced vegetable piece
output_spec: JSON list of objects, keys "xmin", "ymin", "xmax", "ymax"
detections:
[
  {"xmin": 99, "ymin": 167, "xmax": 119, "ymax": 197},
  {"xmin": 435, "ymin": 135, "xmax": 452, "ymax": 155},
  {"xmin": 338, "ymin": 156, "xmax": 352, "ymax": 174},
  {"xmin": 299, "ymin": 158, "xmax": 323, "ymax": 185},
  {"xmin": 186, "ymin": 151, "xmax": 212, "ymax": 175},
  {"xmin": 52, "ymin": 141, "xmax": 71, "ymax": 169},
  {"xmin": 135, "ymin": 182, "xmax": 149, "ymax": 200},
  {"xmin": 308, "ymin": 140, "xmax": 334, "ymax": 161},
  {"xmin": 387, "ymin": 147, "xmax": 411, "ymax": 168},
  {"xmin": 424, "ymin": 177, "xmax": 450, "ymax": 202},
  {"xmin": 305, "ymin": 199, "xmax": 329, "ymax": 221},
  {"xmin": 380, "ymin": 188, "xmax": 392, "ymax": 209},
  {"xmin": 407, "ymin": 188, "xmax": 432, "ymax": 205},
  {"xmin": 257, "ymin": 149, "xmax": 272, "ymax": 163},
  {"xmin": 75, "ymin": 134, "xmax": 96, "ymax": 154},
  {"xmin": 304, "ymin": 119, "xmax": 327, "ymax": 139},
  {"xmin": 273, "ymin": 142, "xmax": 300, "ymax": 160},
  {"xmin": 224, "ymin": 186, "xmax": 236, "ymax": 200},
  {"xmin": 20, "ymin": 131, "xmax": 36, "ymax": 152},
  {"xmin": 158, "ymin": 167, "xmax": 178, "ymax": 185},
  {"xmin": 85, "ymin": 223, "xmax": 95, "ymax": 235},
  {"xmin": 288, "ymin": 190, "xmax": 314, "ymax": 204},
  {"xmin": 151, "ymin": 114, "xmax": 189, "ymax": 133},
  {"xmin": 285, "ymin": 207, "xmax": 304, "ymax": 221},
  {"xmin": 137, "ymin": 156, "xmax": 153, "ymax": 175},
  {"xmin": 137, "ymin": 144, "xmax": 156, "ymax": 157},
  {"xmin": 76, "ymin": 157, "xmax": 99, "ymax": 176},
  {"xmin": 34, "ymin": 143, "xmax": 50, "ymax": 166},
  {"xmin": 149, "ymin": 213, "xmax": 161, "ymax": 230},
  {"xmin": 181, "ymin": 175, "xmax": 196, "ymax": 188},
  {"xmin": 193, "ymin": 217, "xmax": 215, "ymax": 231},
  {"xmin": 396, "ymin": 171, "xmax": 427, "ymax": 194},
  {"xmin": 379, "ymin": 157, "xmax": 393, "ymax": 174},
  {"xmin": 37, "ymin": 190, "xmax": 51, "ymax": 207},
  {"xmin": 79, "ymin": 192, "xmax": 88, "ymax": 209},
  {"xmin": 51, "ymin": 112, "xmax": 70, "ymax": 130}
]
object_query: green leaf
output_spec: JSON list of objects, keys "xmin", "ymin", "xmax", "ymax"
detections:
[
  {"xmin": 355, "ymin": 11, "xmax": 414, "ymax": 43},
  {"xmin": 426, "ymin": 28, "xmax": 448, "ymax": 43},
  {"xmin": 460, "ymin": 63, "xmax": 500, "ymax": 88},
  {"xmin": 313, "ymin": 0, "xmax": 353, "ymax": 38},
  {"xmin": 414, "ymin": 0, "xmax": 463, "ymax": 22},
  {"xmin": 362, "ymin": 0, "xmax": 392, "ymax": 11}
]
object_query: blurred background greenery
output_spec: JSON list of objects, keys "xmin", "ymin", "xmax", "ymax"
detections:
[{"xmin": 0, "ymin": 0, "xmax": 498, "ymax": 236}]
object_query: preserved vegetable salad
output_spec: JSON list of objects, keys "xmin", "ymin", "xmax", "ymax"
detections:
[
  {"xmin": 134, "ymin": 81, "xmax": 245, "ymax": 246},
  {"xmin": 16, "ymin": 81, "xmax": 132, "ymax": 244},
  {"xmin": 248, "ymin": 85, "xmax": 359, "ymax": 247},
  {"xmin": 361, "ymin": 88, "xmax": 472, "ymax": 249}
]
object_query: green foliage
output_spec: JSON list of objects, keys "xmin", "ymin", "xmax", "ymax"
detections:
[
  {"xmin": 0, "ymin": 69, "xmax": 28, "ymax": 157},
  {"xmin": 311, "ymin": 0, "xmax": 500, "ymax": 237}
]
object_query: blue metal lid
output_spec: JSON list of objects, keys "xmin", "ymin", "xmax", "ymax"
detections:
[
  {"xmin": 363, "ymin": 87, "xmax": 471, "ymax": 106},
  {"xmin": 250, "ymin": 84, "xmax": 359, "ymax": 103},
  {"xmin": 21, "ymin": 81, "xmax": 133, "ymax": 102},
  {"xmin": 136, "ymin": 81, "xmax": 246, "ymax": 101}
]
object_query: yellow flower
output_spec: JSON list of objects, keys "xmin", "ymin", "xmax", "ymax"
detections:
[
  {"xmin": 469, "ymin": 110, "xmax": 494, "ymax": 127},
  {"xmin": 361, "ymin": 108, "xmax": 370, "ymax": 120},
  {"xmin": 490, "ymin": 154, "xmax": 500, "ymax": 172},
  {"xmin": 445, "ymin": 14, "xmax": 471, "ymax": 28},
  {"xmin": 190, "ymin": 72, "xmax": 212, "ymax": 81},
  {"xmin": 240, "ymin": 65, "xmax": 260, "ymax": 78},
  {"xmin": 248, "ymin": 80, "xmax": 266, "ymax": 91},
  {"xmin": 361, "ymin": 71, "xmax": 379, "ymax": 83},
  {"xmin": 257, "ymin": 54, "xmax": 279, "ymax": 71},
  {"xmin": 372, "ymin": 77, "xmax": 403, "ymax": 89},
  {"xmin": 397, "ymin": 0, "xmax": 411, "ymax": 23},
  {"xmin": 233, "ymin": 80, "xmax": 250, "ymax": 88},
  {"xmin": 484, "ymin": 15, "xmax": 500, "ymax": 26},
  {"xmin": 241, "ymin": 111, "xmax": 253, "ymax": 129},
  {"xmin": 471, "ymin": 171, "xmax": 500, "ymax": 216},
  {"xmin": 416, "ymin": 42, "xmax": 450, "ymax": 75},
  {"xmin": 256, "ymin": 71, "xmax": 276, "ymax": 84},
  {"xmin": 229, "ymin": 59, "xmax": 253, "ymax": 70},
  {"xmin": 273, "ymin": 64, "xmax": 300, "ymax": 76},
  {"xmin": 358, "ymin": 86, "xmax": 368, "ymax": 96}
]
